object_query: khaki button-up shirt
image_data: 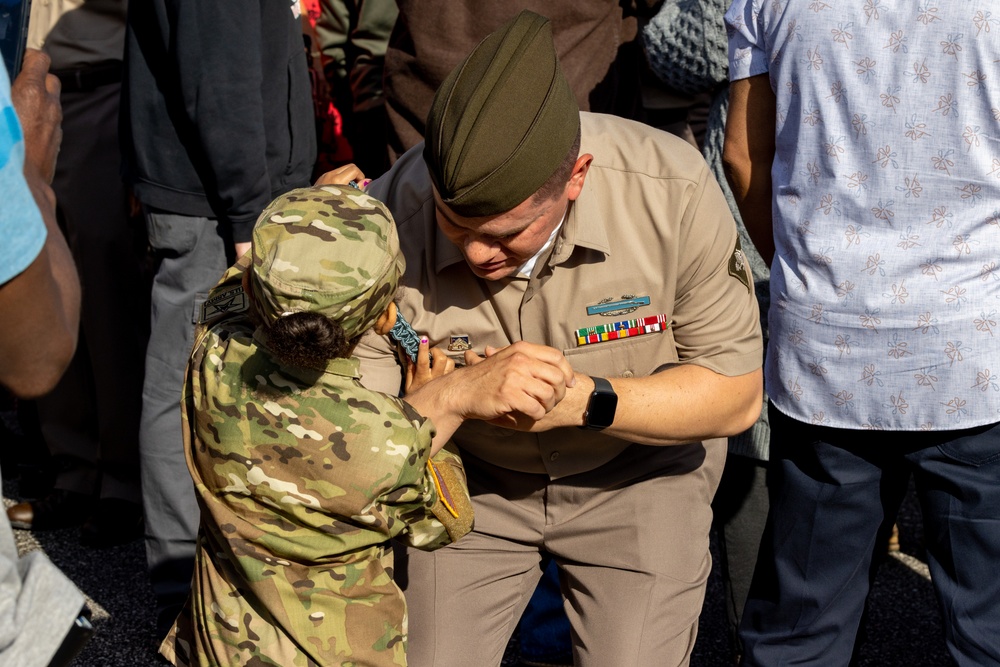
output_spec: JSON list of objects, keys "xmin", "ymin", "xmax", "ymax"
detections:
[{"xmin": 360, "ymin": 112, "xmax": 762, "ymax": 479}]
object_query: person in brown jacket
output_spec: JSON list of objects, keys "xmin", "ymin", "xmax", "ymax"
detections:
[{"xmin": 383, "ymin": 1, "xmax": 661, "ymax": 163}]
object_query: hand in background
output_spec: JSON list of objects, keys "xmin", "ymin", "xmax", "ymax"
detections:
[
  {"xmin": 313, "ymin": 163, "xmax": 369, "ymax": 188},
  {"xmin": 11, "ymin": 49, "xmax": 62, "ymax": 185}
]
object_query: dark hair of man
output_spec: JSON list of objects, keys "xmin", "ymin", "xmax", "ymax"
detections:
[
  {"xmin": 532, "ymin": 127, "xmax": 582, "ymax": 205},
  {"xmin": 265, "ymin": 311, "xmax": 359, "ymax": 368}
]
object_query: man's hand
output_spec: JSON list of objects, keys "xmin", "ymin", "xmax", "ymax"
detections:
[
  {"xmin": 465, "ymin": 345, "xmax": 589, "ymax": 430},
  {"xmin": 234, "ymin": 241, "xmax": 251, "ymax": 259},
  {"xmin": 11, "ymin": 49, "xmax": 62, "ymax": 185},
  {"xmin": 404, "ymin": 341, "xmax": 576, "ymax": 448},
  {"xmin": 438, "ymin": 341, "xmax": 575, "ymax": 423}
]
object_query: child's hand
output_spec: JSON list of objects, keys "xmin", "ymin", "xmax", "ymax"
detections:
[{"xmin": 405, "ymin": 337, "xmax": 456, "ymax": 394}]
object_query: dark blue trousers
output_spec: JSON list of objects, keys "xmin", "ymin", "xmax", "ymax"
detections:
[{"xmin": 740, "ymin": 405, "xmax": 1000, "ymax": 667}]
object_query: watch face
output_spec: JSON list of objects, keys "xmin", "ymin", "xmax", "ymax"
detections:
[{"xmin": 585, "ymin": 379, "xmax": 618, "ymax": 430}]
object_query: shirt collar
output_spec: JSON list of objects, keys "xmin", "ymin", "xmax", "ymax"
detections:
[
  {"xmin": 546, "ymin": 180, "xmax": 610, "ymax": 266},
  {"xmin": 320, "ymin": 356, "xmax": 362, "ymax": 379},
  {"xmin": 517, "ymin": 212, "xmax": 564, "ymax": 277},
  {"xmin": 434, "ymin": 223, "xmax": 467, "ymax": 273}
]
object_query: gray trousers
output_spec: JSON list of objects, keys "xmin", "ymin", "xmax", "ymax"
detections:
[
  {"xmin": 139, "ymin": 209, "xmax": 230, "ymax": 637},
  {"xmin": 0, "ymin": 464, "xmax": 86, "ymax": 666}
]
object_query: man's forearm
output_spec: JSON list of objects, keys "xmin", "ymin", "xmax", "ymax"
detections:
[
  {"xmin": 28, "ymin": 172, "xmax": 80, "ymax": 332},
  {"xmin": 606, "ymin": 365, "xmax": 763, "ymax": 445},
  {"xmin": 527, "ymin": 365, "xmax": 763, "ymax": 446},
  {"xmin": 0, "ymin": 170, "xmax": 81, "ymax": 398}
]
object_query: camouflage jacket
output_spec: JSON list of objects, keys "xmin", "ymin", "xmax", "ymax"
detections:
[{"xmin": 161, "ymin": 261, "xmax": 473, "ymax": 667}]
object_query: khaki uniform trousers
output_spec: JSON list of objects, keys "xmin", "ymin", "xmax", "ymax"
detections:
[{"xmin": 397, "ymin": 439, "xmax": 727, "ymax": 667}]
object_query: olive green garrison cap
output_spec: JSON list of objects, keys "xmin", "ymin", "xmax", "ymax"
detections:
[
  {"xmin": 424, "ymin": 10, "xmax": 580, "ymax": 217},
  {"xmin": 249, "ymin": 185, "xmax": 404, "ymax": 340}
]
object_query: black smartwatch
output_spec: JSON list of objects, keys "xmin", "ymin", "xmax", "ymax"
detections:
[{"xmin": 579, "ymin": 376, "xmax": 618, "ymax": 431}]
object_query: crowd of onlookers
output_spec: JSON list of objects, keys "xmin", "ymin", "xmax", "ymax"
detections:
[{"xmin": 2, "ymin": 2, "xmax": 999, "ymax": 667}]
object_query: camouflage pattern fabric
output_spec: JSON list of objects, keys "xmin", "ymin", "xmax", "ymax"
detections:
[
  {"xmin": 160, "ymin": 257, "xmax": 472, "ymax": 667},
  {"xmin": 249, "ymin": 184, "xmax": 405, "ymax": 340}
]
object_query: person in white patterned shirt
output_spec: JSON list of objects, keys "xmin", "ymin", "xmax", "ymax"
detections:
[{"xmin": 723, "ymin": 1, "xmax": 1000, "ymax": 665}]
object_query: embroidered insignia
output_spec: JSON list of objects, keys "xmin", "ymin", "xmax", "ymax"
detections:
[
  {"xmin": 575, "ymin": 314, "xmax": 670, "ymax": 346},
  {"xmin": 447, "ymin": 335, "xmax": 472, "ymax": 351},
  {"xmin": 728, "ymin": 237, "xmax": 752, "ymax": 293},
  {"xmin": 199, "ymin": 286, "xmax": 249, "ymax": 323},
  {"xmin": 427, "ymin": 460, "xmax": 459, "ymax": 518},
  {"xmin": 586, "ymin": 294, "xmax": 652, "ymax": 317}
]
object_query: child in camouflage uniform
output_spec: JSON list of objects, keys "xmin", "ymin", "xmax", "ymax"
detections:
[{"xmin": 159, "ymin": 185, "xmax": 473, "ymax": 667}]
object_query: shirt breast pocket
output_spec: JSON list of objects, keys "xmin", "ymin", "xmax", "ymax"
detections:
[{"xmin": 562, "ymin": 329, "xmax": 678, "ymax": 379}]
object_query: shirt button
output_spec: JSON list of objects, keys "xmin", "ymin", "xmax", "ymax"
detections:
[
  {"xmin": 621, "ymin": 370, "xmax": 634, "ymax": 378},
  {"xmin": 549, "ymin": 451, "xmax": 560, "ymax": 462}
]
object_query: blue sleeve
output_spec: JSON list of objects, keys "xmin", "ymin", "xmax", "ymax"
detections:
[
  {"xmin": 725, "ymin": 0, "xmax": 771, "ymax": 82},
  {"xmin": 0, "ymin": 68, "xmax": 46, "ymax": 286}
]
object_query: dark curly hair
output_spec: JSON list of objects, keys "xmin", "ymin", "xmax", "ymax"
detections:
[{"xmin": 264, "ymin": 311, "xmax": 359, "ymax": 368}]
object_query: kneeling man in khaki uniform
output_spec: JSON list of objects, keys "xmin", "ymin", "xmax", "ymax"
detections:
[{"xmin": 357, "ymin": 10, "xmax": 764, "ymax": 666}]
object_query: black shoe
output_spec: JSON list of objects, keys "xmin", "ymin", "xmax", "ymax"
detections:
[
  {"xmin": 79, "ymin": 498, "xmax": 144, "ymax": 548},
  {"xmin": 16, "ymin": 462, "xmax": 56, "ymax": 499},
  {"xmin": 7, "ymin": 489, "xmax": 94, "ymax": 530}
]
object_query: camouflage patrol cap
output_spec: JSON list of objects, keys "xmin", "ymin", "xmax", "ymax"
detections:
[
  {"xmin": 424, "ymin": 10, "xmax": 580, "ymax": 217},
  {"xmin": 249, "ymin": 185, "xmax": 404, "ymax": 340}
]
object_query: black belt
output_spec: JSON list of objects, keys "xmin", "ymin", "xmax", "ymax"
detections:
[{"xmin": 53, "ymin": 61, "xmax": 123, "ymax": 93}]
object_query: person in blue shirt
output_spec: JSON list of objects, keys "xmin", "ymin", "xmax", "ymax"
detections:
[{"xmin": 0, "ymin": 49, "xmax": 88, "ymax": 667}]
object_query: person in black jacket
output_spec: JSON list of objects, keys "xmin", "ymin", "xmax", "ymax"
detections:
[{"xmin": 119, "ymin": 0, "xmax": 317, "ymax": 638}]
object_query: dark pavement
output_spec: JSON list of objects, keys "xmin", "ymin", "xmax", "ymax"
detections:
[{"xmin": 5, "ymin": 478, "xmax": 952, "ymax": 667}]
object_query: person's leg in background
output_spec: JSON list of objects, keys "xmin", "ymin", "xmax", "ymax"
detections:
[
  {"xmin": 50, "ymin": 81, "xmax": 145, "ymax": 542},
  {"xmin": 517, "ymin": 558, "xmax": 572, "ymax": 667},
  {"xmin": 140, "ymin": 209, "xmax": 231, "ymax": 638},
  {"xmin": 910, "ymin": 421, "xmax": 1000, "ymax": 666},
  {"xmin": 712, "ymin": 453, "xmax": 768, "ymax": 664},
  {"xmin": 315, "ymin": 0, "xmax": 396, "ymax": 177},
  {"xmin": 739, "ymin": 406, "xmax": 910, "ymax": 667},
  {"xmin": 7, "ymin": 80, "xmax": 147, "ymax": 543}
]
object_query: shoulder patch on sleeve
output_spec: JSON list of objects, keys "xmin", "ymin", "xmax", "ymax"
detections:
[
  {"xmin": 728, "ymin": 237, "xmax": 752, "ymax": 293},
  {"xmin": 200, "ymin": 285, "xmax": 249, "ymax": 324}
]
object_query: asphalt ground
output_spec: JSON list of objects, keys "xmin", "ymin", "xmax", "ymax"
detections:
[{"xmin": 5, "ymin": 477, "xmax": 952, "ymax": 667}]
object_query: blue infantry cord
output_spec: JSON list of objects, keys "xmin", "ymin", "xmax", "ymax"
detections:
[{"xmin": 389, "ymin": 311, "xmax": 421, "ymax": 363}]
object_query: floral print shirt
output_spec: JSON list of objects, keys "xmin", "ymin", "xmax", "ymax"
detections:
[{"xmin": 727, "ymin": 0, "xmax": 1000, "ymax": 430}]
